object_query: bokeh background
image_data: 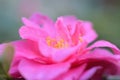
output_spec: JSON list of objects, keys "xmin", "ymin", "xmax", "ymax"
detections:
[{"xmin": 0, "ymin": 0, "xmax": 120, "ymax": 47}]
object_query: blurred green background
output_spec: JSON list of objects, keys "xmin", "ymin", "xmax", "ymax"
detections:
[{"xmin": 0, "ymin": 0, "xmax": 120, "ymax": 47}]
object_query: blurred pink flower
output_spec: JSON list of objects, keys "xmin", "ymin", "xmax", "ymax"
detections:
[{"xmin": 0, "ymin": 13, "xmax": 120, "ymax": 80}]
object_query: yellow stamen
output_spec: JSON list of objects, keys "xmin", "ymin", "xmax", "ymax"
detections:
[
  {"xmin": 46, "ymin": 37, "xmax": 52, "ymax": 46},
  {"xmin": 46, "ymin": 37, "xmax": 67, "ymax": 48},
  {"xmin": 79, "ymin": 37, "xmax": 83, "ymax": 42}
]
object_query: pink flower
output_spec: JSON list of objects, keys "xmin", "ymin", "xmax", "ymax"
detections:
[{"xmin": 0, "ymin": 13, "xmax": 120, "ymax": 80}]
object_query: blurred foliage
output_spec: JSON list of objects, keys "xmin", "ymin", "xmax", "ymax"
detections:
[
  {"xmin": 0, "ymin": 0, "xmax": 120, "ymax": 47},
  {"xmin": 0, "ymin": 44, "xmax": 14, "ymax": 79}
]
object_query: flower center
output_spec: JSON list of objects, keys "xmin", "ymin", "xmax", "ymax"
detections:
[
  {"xmin": 46, "ymin": 37, "xmax": 68, "ymax": 48},
  {"xmin": 79, "ymin": 36, "xmax": 83, "ymax": 42}
]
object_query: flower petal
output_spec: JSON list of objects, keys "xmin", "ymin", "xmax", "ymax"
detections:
[
  {"xmin": 88, "ymin": 40, "xmax": 120, "ymax": 54},
  {"xmin": 71, "ymin": 21, "xmax": 97, "ymax": 45},
  {"xmin": 38, "ymin": 39, "xmax": 79, "ymax": 62},
  {"xmin": 38, "ymin": 39, "xmax": 54, "ymax": 57},
  {"xmin": 78, "ymin": 48, "xmax": 120, "ymax": 76},
  {"xmin": 59, "ymin": 16, "xmax": 77, "ymax": 35},
  {"xmin": 29, "ymin": 13, "xmax": 54, "ymax": 27},
  {"xmin": 59, "ymin": 16, "xmax": 77, "ymax": 25},
  {"xmin": 19, "ymin": 26, "xmax": 48, "ymax": 42},
  {"xmin": 22, "ymin": 17, "xmax": 40, "ymax": 28},
  {"xmin": 51, "ymin": 43, "xmax": 84, "ymax": 62},
  {"xmin": 38, "ymin": 37, "xmax": 87, "ymax": 62},
  {"xmin": 22, "ymin": 13, "xmax": 56, "ymax": 38},
  {"xmin": 9, "ymin": 40, "xmax": 43, "ymax": 77},
  {"xmin": 29, "ymin": 13, "xmax": 56, "ymax": 37},
  {"xmin": 79, "ymin": 48, "xmax": 117, "ymax": 60},
  {"xmin": 55, "ymin": 18, "xmax": 71, "ymax": 42},
  {"xmin": 12, "ymin": 40, "xmax": 41, "ymax": 59},
  {"xmin": 51, "ymin": 47, "xmax": 77, "ymax": 62},
  {"xmin": 82, "ymin": 21, "xmax": 98, "ymax": 43},
  {"xmin": 80, "ymin": 66, "xmax": 101, "ymax": 80},
  {"xmin": 18, "ymin": 59, "xmax": 70, "ymax": 80},
  {"xmin": 55, "ymin": 64, "xmax": 86, "ymax": 80}
]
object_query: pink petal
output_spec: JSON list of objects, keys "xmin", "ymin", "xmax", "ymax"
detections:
[
  {"xmin": 38, "ymin": 39, "xmax": 87, "ymax": 63},
  {"xmin": 22, "ymin": 17, "xmax": 40, "ymax": 28},
  {"xmin": 72, "ymin": 21, "xmax": 86, "ymax": 45},
  {"xmin": 51, "ymin": 44, "xmax": 83, "ymax": 62},
  {"xmin": 59, "ymin": 16, "xmax": 77, "ymax": 35},
  {"xmin": 59, "ymin": 16, "xmax": 77, "ymax": 25},
  {"xmin": 18, "ymin": 59, "xmax": 70, "ymax": 80},
  {"xmin": 55, "ymin": 16, "xmax": 78, "ymax": 42},
  {"xmin": 55, "ymin": 18, "xmax": 71, "ymax": 42},
  {"xmin": 72, "ymin": 21, "xmax": 97, "ymax": 45},
  {"xmin": 38, "ymin": 39, "xmax": 80, "ymax": 62},
  {"xmin": 55, "ymin": 64, "xmax": 86, "ymax": 80},
  {"xmin": 22, "ymin": 13, "xmax": 56, "ymax": 38},
  {"xmin": 80, "ymin": 66, "xmax": 102, "ymax": 80},
  {"xmin": 29, "ymin": 13, "xmax": 54, "ymax": 26},
  {"xmin": 38, "ymin": 39, "xmax": 54, "ymax": 57},
  {"xmin": 9, "ymin": 40, "xmax": 44, "ymax": 77},
  {"xmin": 29, "ymin": 13, "xmax": 56, "ymax": 37},
  {"xmin": 79, "ymin": 48, "xmax": 116, "ymax": 60},
  {"xmin": 19, "ymin": 26, "xmax": 48, "ymax": 42},
  {"xmin": 88, "ymin": 40, "xmax": 120, "ymax": 54},
  {"xmin": 78, "ymin": 48, "xmax": 120, "ymax": 75},
  {"xmin": 82, "ymin": 21, "xmax": 98, "ymax": 43},
  {"xmin": 51, "ymin": 47, "xmax": 77, "ymax": 62},
  {"xmin": 12, "ymin": 40, "xmax": 40, "ymax": 59}
]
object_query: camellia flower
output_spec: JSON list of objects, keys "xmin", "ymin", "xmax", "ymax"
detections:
[{"xmin": 0, "ymin": 13, "xmax": 120, "ymax": 80}]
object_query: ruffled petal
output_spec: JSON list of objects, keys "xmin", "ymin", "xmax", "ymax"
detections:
[
  {"xmin": 38, "ymin": 37, "xmax": 87, "ymax": 62},
  {"xmin": 55, "ymin": 18, "xmax": 71, "ymax": 42},
  {"xmin": 88, "ymin": 40, "xmax": 120, "ymax": 54},
  {"xmin": 19, "ymin": 26, "xmax": 48, "ymax": 42},
  {"xmin": 38, "ymin": 40, "xmax": 79, "ymax": 62},
  {"xmin": 51, "ymin": 47, "xmax": 77, "ymax": 62},
  {"xmin": 12, "ymin": 40, "xmax": 40, "ymax": 59},
  {"xmin": 55, "ymin": 16, "xmax": 78, "ymax": 42},
  {"xmin": 79, "ymin": 48, "xmax": 117, "ymax": 60},
  {"xmin": 59, "ymin": 16, "xmax": 77, "ymax": 35},
  {"xmin": 55, "ymin": 64, "xmax": 86, "ymax": 80},
  {"xmin": 71, "ymin": 21, "xmax": 97, "ymax": 45},
  {"xmin": 51, "ymin": 43, "xmax": 84, "ymax": 62},
  {"xmin": 59, "ymin": 16, "xmax": 77, "ymax": 25},
  {"xmin": 82, "ymin": 21, "xmax": 98, "ymax": 43},
  {"xmin": 9, "ymin": 40, "xmax": 43, "ymax": 77},
  {"xmin": 22, "ymin": 13, "xmax": 56, "ymax": 39},
  {"xmin": 18, "ymin": 59, "xmax": 70, "ymax": 80},
  {"xmin": 72, "ymin": 21, "xmax": 87, "ymax": 45},
  {"xmin": 22, "ymin": 17, "xmax": 40, "ymax": 28},
  {"xmin": 80, "ymin": 66, "xmax": 101, "ymax": 80},
  {"xmin": 38, "ymin": 39, "xmax": 54, "ymax": 58},
  {"xmin": 29, "ymin": 13, "xmax": 56, "ymax": 37},
  {"xmin": 78, "ymin": 48, "xmax": 120, "ymax": 76},
  {"xmin": 29, "ymin": 13, "xmax": 54, "ymax": 27}
]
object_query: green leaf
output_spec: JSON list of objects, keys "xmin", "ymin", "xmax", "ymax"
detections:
[{"xmin": 0, "ymin": 44, "xmax": 14, "ymax": 78}]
